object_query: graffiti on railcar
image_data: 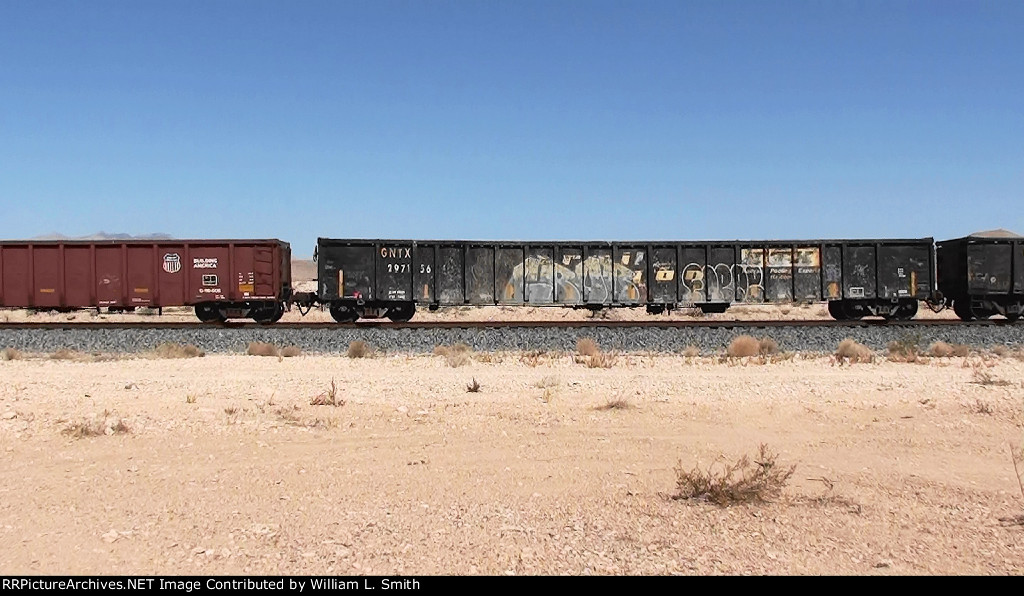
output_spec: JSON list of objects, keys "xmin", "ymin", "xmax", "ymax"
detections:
[
  {"xmin": 680, "ymin": 259, "xmax": 764, "ymax": 303},
  {"xmin": 500, "ymin": 251, "xmax": 646, "ymax": 304}
]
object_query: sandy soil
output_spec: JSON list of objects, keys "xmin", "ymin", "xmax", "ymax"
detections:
[{"xmin": 1, "ymin": 351, "xmax": 1022, "ymax": 575}]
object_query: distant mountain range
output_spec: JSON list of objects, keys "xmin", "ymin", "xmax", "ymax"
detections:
[{"xmin": 32, "ymin": 232, "xmax": 175, "ymax": 241}]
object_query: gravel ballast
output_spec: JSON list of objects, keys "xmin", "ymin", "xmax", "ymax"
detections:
[{"xmin": 1, "ymin": 324, "xmax": 1022, "ymax": 354}]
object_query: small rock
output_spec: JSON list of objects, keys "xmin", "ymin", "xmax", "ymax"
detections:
[
  {"xmin": 1, "ymin": 412, "xmax": 16, "ymax": 420},
  {"xmin": 874, "ymin": 559, "xmax": 892, "ymax": 568},
  {"xmin": 101, "ymin": 529, "xmax": 120, "ymax": 543},
  {"xmin": 396, "ymin": 406, "xmax": 408, "ymax": 414}
]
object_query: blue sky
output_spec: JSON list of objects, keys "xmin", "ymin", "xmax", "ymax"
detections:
[{"xmin": 1, "ymin": 1, "xmax": 1021, "ymax": 255}]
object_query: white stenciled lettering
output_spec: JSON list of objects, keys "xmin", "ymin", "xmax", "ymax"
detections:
[{"xmin": 193, "ymin": 257, "xmax": 219, "ymax": 269}]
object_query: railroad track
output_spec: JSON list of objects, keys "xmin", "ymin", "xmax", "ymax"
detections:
[{"xmin": 0, "ymin": 319, "xmax": 1015, "ymax": 330}]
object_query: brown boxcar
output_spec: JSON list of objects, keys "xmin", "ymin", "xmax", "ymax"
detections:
[{"xmin": 0, "ymin": 239, "xmax": 292, "ymax": 323}]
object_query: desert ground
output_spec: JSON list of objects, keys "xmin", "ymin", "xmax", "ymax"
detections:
[{"xmin": 1, "ymin": 346, "xmax": 1022, "ymax": 575}]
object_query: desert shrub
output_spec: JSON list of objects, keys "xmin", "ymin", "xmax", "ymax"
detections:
[
  {"xmin": 346, "ymin": 341, "xmax": 373, "ymax": 358},
  {"xmin": 62, "ymin": 416, "xmax": 131, "ymax": 439},
  {"xmin": 519, "ymin": 350, "xmax": 546, "ymax": 367},
  {"xmin": 673, "ymin": 444, "xmax": 795, "ymax": 506},
  {"xmin": 50, "ymin": 349, "xmax": 80, "ymax": 360},
  {"xmin": 927, "ymin": 341, "xmax": 968, "ymax": 358},
  {"xmin": 434, "ymin": 343, "xmax": 471, "ymax": 356},
  {"xmin": 992, "ymin": 345, "xmax": 1010, "ymax": 357},
  {"xmin": 971, "ymin": 366, "xmax": 1011, "ymax": 386},
  {"xmin": 1, "ymin": 348, "xmax": 22, "ymax": 361},
  {"xmin": 153, "ymin": 342, "xmax": 204, "ymax": 359},
  {"xmin": 280, "ymin": 346, "xmax": 302, "ymax": 358},
  {"xmin": 836, "ymin": 338, "xmax": 873, "ymax": 364},
  {"xmin": 887, "ymin": 333, "xmax": 922, "ymax": 362},
  {"xmin": 247, "ymin": 342, "xmax": 279, "ymax": 357},
  {"xmin": 758, "ymin": 337, "xmax": 779, "ymax": 355},
  {"xmin": 727, "ymin": 335, "xmax": 760, "ymax": 358},
  {"xmin": 682, "ymin": 346, "xmax": 700, "ymax": 358},
  {"xmin": 310, "ymin": 378, "xmax": 344, "ymax": 406},
  {"xmin": 186, "ymin": 394, "xmax": 197, "ymax": 404},
  {"xmin": 534, "ymin": 375, "xmax": 560, "ymax": 389},
  {"xmin": 576, "ymin": 338, "xmax": 600, "ymax": 357},
  {"xmin": 466, "ymin": 378, "xmax": 481, "ymax": 393},
  {"xmin": 435, "ymin": 343, "xmax": 472, "ymax": 367},
  {"xmin": 585, "ymin": 351, "xmax": 617, "ymax": 368},
  {"xmin": 595, "ymin": 398, "xmax": 632, "ymax": 411}
]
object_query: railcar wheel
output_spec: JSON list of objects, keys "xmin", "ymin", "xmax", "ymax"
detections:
[
  {"xmin": 195, "ymin": 303, "xmax": 226, "ymax": 323},
  {"xmin": 827, "ymin": 300, "xmax": 847, "ymax": 321},
  {"xmin": 253, "ymin": 303, "xmax": 285, "ymax": 325},
  {"xmin": 386, "ymin": 302, "xmax": 416, "ymax": 323},
  {"xmin": 329, "ymin": 302, "xmax": 360, "ymax": 323},
  {"xmin": 952, "ymin": 299, "xmax": 975, "ymax": 321}
]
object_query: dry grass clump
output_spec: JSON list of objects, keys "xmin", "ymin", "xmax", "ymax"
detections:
[
  {"xmin": 466, "ymin": 378, "xmax": 481, "ymax": 393},
  {"xmin": 835, "ymin": 338, "xmax": 874, "ymax": 364},
  {"xmin": 928, "ymin": 341, "xmax": 969, "ymax": 358},
  {"xmin": 727, "ymin": 335, "xmax": 778, "ymax": 358},
  {"xmin": 346, "ymin": 340, "xmax": 374, "ymax": 358},
  {"xmin": 991, "ymin": 345, "xmax": 1010, "ymax": 357},
  {"xmin": 519, "ymin": 350, "xmax": 548, "ymax": 367},
  {"xmin": 971, "ymin": 366, "xmax": 1012, "ymax": 387},
  {"xmin": 595, "ymin": 398, "xmax": 632, "ymax": 411},
  {"xmin": 1, "ymin": 347, "xmax": 23, "ymax": 361},
  {"xmin": 435, "ymin": 343, "xmax": 472, "ymax": 367},
  {"xmin": 673, "ymin": 444, "xmax": 795, "ymax": 506},
  {"xmin": 280, "ymin": 345, "xmax": 302, "ymax": 358},
  {"xmin": 726, "ymin": 335, "xmax": 759, "ymax": 357},
  {"xmin": 310, "ymin": 378, "xmax": 344, "ymax": 406},
  {"xmin": 969, "ymin": 399, "xmax": 994, "ymax": 415},
  {"xmin": 275, "ymin": 405, "xmax": 339, "ymax": 430},
  {"xmin": 153, "ymin": 342, "xmax": 205, "ymax": 359},
  {"xmin": 887, "ymin": 333, "xmax": 922, "ymax": 362},
  {"xmin": 534, "ymin": 375, "xmax": 560, "ymax": 389},
  {"xmin": 573, "ymin": 338, "xmax": 617, "ymax": 368},
  {"xmin": 62, "ymin": 415, "xmax": 131, "ymax": 439},
  {"xmin": 758, "ymin": 337, "xmax": 779, "ymax": 355},
  {"xmin": 246, "ymin": 342, "xmax": 279, "ymax": 357},
  {"xmin": 576, "ymin": 338, "xmax": 601, "ymax": 357},
  {"xmin": 682, "ymin": 345, "xmax": 700, "ymax": 358},
  {"xmin": 585, "ymin": 351, "xmax": 618, "ymax": 368},
  {"xmin": 50, "ymin": 348, "xmax": 81, "ymax": 360}
]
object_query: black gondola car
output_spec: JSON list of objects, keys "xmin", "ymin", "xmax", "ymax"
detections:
[
  {"xmin": 937, "ymin": 234, "xmax": 1024, "ymax": 321},
  {"xmin": 315, "ymin": 238, "xmax": 937, "ymax": 322}
]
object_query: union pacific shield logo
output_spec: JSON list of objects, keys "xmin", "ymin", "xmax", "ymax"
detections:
[{"xmin": 163, "ymin": 253, "xmax": 182, "ymax": 274}]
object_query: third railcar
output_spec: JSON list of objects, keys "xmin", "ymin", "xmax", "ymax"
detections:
[
  {"xmin": 315, "ymin": 238, "xmax": 938, "ymax": 322},
  {"xmin": 937, "ymin": 234, "xmax": 1023, "ymax": 321}
]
